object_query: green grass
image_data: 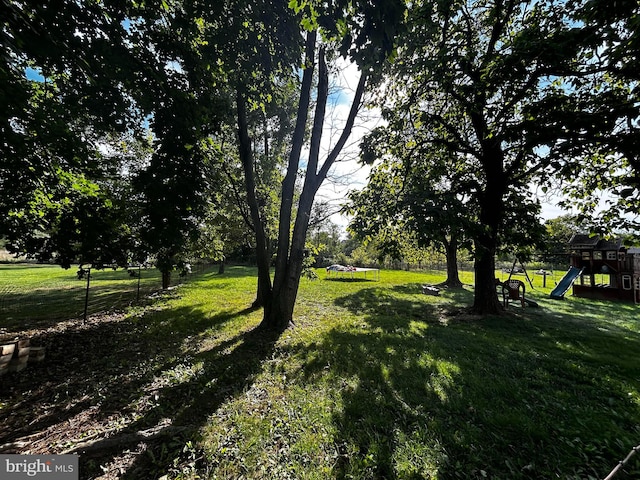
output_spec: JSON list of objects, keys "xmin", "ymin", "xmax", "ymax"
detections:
[
  {"xmin": 0, "ymin": 264, "xmax": 175, "ymax": 331},
  {"xmin": 2, "ymin": 266, "xmax": 639, "ymax": 480},
  {"xmin": 191, "ymin": 269, "xmax": 639, "ymax": 480}
]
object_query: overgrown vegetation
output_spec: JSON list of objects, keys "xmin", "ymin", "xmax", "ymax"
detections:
[{"xmin": 1, "ymin": 266, "xmax": 638, "ymax": 479}]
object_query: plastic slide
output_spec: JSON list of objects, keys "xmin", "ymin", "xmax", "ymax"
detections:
[{"xmin": 550, "ymin": 266, "xmax": 583, "ymax": 299}]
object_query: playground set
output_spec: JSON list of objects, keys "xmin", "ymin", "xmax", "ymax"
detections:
[{"xmin": 552, "ymin": 234, "xmax": 640, "ymax": 303}]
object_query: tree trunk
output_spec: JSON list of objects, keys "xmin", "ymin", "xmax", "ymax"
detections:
[
  {"xmin": 443, "ymin": 236, "xmax": 463, "ymax": 288},
  {"xmin": 263, "ymin": 178, "xmax": 317, "ymax": 331},
  {"xmin": 236, "ymin": 88, "xmax": 272, "ymax": 310},
  {"xmin": 472, "ymin": 236, "xmax": 501, "ymax": 313},
  {"xmin": 161, "ymin": 270, "xmax": 171, "ymax": 290},
  {"xmin": 218, "ymin": 259, "xmax": 225, "ymax": 274},
  {"xmin": 261, "ymin": 42, "xmax": 327, "ymax": 332},
  {"xmin": 262, "ymin": 274, "xmax": 297, "ymax": 331},
  {"xmin": 235, "ymin": 32, "xmax": 367, "ymax": 332},
  {"xmin": 468, "ymin": 92, "xmax": 507, "ymax": 313},
  {"xmin": 270, "ymin": 32, "xmax": 317, "ymax": 304},
  {"xmin": 471, "ymin": 161, "xmax": 505, "ymax": 314}
]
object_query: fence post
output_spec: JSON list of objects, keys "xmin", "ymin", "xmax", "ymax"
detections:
[{"xmin": 83, "ymin": 268, "xmax": 91, "ymax": 324}]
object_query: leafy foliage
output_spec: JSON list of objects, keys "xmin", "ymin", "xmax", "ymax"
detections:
[
  {"xmin": 361, "ymin": 0, "xmax": 634, "ymax": 312},
  {"xmin": 1, "ymin": 0, "xmax": 174, "ymax": 267},
  {"xmin": 546, "ymin": 1, "xmax": 640, "ymax": 235}
]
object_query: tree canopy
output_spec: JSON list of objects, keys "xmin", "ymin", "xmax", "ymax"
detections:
[
  {"xmin": 356, "ymin": 0, "xmax": 637, "ymax": 313},
  {"xmin": 1, "ymin": 0, "xmax": 203, "ymax": 268},
  {"xmin": 555, "ymin": 1, "xmax": 640, "ymax": 235},
  {"xmin": 2, "ymin": 0, "xmax": 639, "ymax": 322}
]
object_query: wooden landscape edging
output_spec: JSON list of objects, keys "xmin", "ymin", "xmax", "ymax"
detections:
[{"xmin": 0, "ymin": 338, "xmax": 46, "ymax": 376}]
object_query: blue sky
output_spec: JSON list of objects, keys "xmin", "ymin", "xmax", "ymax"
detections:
[{"xmin": 25, "ymin": 67, "xmax": 45, "ymax": 82}]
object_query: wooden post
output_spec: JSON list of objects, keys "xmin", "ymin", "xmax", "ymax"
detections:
[{"xmin": 83, "ymin": 268, "xmax": 91, "ymax": 324}]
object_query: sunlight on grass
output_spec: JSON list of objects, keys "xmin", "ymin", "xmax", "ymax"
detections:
[
  {"xmin": 3, "ymin": 265, "xmax": 640, "ymax": 479},
  {"xmin": 422, "ymin": 356, "xmax": 461, "ymax": 404},
  {"xmin": 189, "ymin": 268, "xmax": 640, "ymax": 479},
  {"xmin": 0, "ymin": 263, "xmax": 167, "ymax": 328}
]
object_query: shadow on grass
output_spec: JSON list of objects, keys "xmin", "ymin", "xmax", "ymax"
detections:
[
  {"xmin": 289, "ymin": 286, "xmax": 640, "ymax": 479},
  {"xmin": 0, "ymin": 281, "xmax": 164, "ymax": 332},
  {"xmin": 390, "ymin": 283, "xmax": 475, "ymax": 306},
  {"xmin": 0, "ymin": 285, "xmax": 276, "ymax": 479},
  {"xmin": 4, "ymin": 270, "xmax": 639, "ymax": 479}
]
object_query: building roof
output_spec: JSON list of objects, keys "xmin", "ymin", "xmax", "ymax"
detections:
[
  {"xmin": 569, "ymin": 234, "xmax": 599, "ymax": 248},
  {"xmin": 598, "ymin": 238, "xmax": 624, "ymax": 250},
  {"xmin": 568, "ymin": 234, "xmax": 624, "ymax": 251}
]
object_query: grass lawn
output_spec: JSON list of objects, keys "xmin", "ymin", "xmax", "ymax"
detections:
[
  {"xmin": 1, "ymin": 266, "xmax": 639, "ymax": 480},
  {"xmin": 0, "ymin": 264, "xmax": 176, "ymax": 331}
]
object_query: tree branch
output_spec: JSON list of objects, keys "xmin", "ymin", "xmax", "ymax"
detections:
[
  {"xmin": 272, "ymin": 30, "xmax": 316, "ymax": 289},
  {"xmin": 317, "ymin": 71, "xmax": 367, "ymax": 183},
  {"xmin": 221, "ymin": 162, "xmax": 253, "ymax": 231}
]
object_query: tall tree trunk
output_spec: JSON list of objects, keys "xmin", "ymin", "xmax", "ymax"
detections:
[
  {"xmin": 261, "ymin": 42, "xmax": 328, "ymax": 332},
  {"xmin": 271, "ymin": 32, "xmax": 317, "ymax": 297},
  {"xmin": 443, "ymin": 235, "xmax": 463, "ymax": 288},
  {"xmin": 252, "ymin": 32, "xmax": 317, "ymax": 328},
  {"xmin": 235, "ymin": 31, "xmax": 367, "ymax": 332},
  {"xmin": 468, "ymin": 90, "xmax": 507, "ymax": 313},
  {"xmin": 471, "ymin": 155, "xmax": 505, "ymax": 314},
  {"xmin": 236, "ymin": 88, "xmax": 272, "ymax": 311},
  {"xmin": 260, "ymin": 42, "xmax": 367, "ymax": 332}
]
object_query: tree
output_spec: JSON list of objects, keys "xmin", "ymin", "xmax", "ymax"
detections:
[
  {"xmin": 4, "ymin": 132, "xmax": 151, "ymax": 268},
  {"xmin": 545, "ymin": 215, "xmax": 584, "ymax": 249},
  {"xmin": 1, "ymin": 0, "xmax": 139, "ymax": 265},
  {"xmin": 237, "ymin": 32, "xmax": 367, "ymax": 330},
  {"xmin": 135, "ymin": 36, "xmax": 232, "ymax": 285},
  {"xmin": 0, "ymin": 0, "xmax": 220, "ymax": 271},
  {"xmin": 197, "ymin": 109, "xmax": 294, "ymax": 277},
  {"xmin": 348, "ymin": 156, "xmax": 462, "ymax": 288},
  {"xmin": 2, "ymin": 0, "xmax": 258, "ymax": 285},
  {"xmin": 2, "ymin": 0, "xmax": 406, "ymax": 326},
  {"xmin": 554, "ymin": 1, "xmax": 640, "ymax": 236},
  {"xmin": 348, "ymin": 146, "xmax": 471, "ymax": 288},
  {"xmin": 374, "ymin": 0, "xmax": 624, "ymax": 314},
  {"xmin": 233, "ymin": 0, "xmax": 405, "ymax": 331},
  {"xmin": 135, "ymin": 102, "xmax": 213, "ymax": 288},
  {"xmin": 539, "ymin": 214, "xmax": 584, "ymax": 265}
]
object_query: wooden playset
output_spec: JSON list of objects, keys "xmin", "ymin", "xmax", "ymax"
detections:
[{"xmin": 568, "ymin": 234, "xmax": 640, "ymax": 303}]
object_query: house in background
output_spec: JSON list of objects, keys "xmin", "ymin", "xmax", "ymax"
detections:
[{"xmin": 568, "ymin": 234, "xmax": 640, "ymax": 303}]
